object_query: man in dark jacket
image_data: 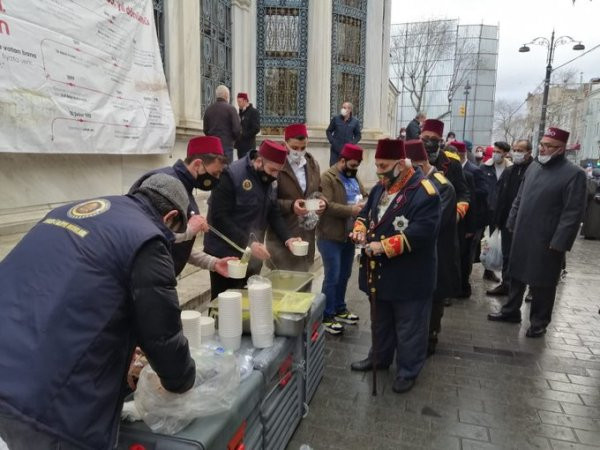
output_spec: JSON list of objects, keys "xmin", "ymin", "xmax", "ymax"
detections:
[
  {"xmin": 488, "ymin": 128, "xmax": 587, "ymax": 337},
  {"xmin": 130, "ymin": 136, "xmax": 232, "ymax": 277},
  {"xmin": 204, "ymin": 140, "xmax": 301, "ymax": 298},
  {"xmin": 326, "ymin": 101, "xmax": 362, "ymax": 166},
  {"xmin": 456, "ymin": 141, "xmax": 489, "ymax": 297},
  {"xmin": 350, "ymin": 139, "xmax": 441, "ymax": 394},
  {"xmin": 406, "ymin": 140, "xmax": 458, "ymax": 356},
  {"xmin": 235, "ymin": 92, "xmax": 261, "ymax": 159},
  {"xmin": 0, "ymin": 174, "xmax": 196, "ymax": 450},
  {"xmin": 487, "ymin": 139, "xmax": 533, "ymax": 296},
  {"xmin": 203, "ymin": 85, "xmax": 241, "ymax": 162},
  {"xmin": 406, "ymin": 112, "xmax": 426, "ymax": 140}
]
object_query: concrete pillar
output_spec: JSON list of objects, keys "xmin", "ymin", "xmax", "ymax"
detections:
[{"xmin": 232, "ymin": 0, "xmax": 257, "ymax": 104}]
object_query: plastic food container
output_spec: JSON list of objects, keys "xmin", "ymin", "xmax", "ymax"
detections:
[
  {"xmin": 228, "ymin": 260, "xmax": 248, "ymax": 279},
  {"xmin": 291, "ymin": 241, "xmax": 309, "ymax": 256}
]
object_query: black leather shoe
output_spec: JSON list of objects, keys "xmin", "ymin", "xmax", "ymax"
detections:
[
  {"xmin": 486, "ymin": 283, "xmax": 509, "ymax": 296},
  {"xmin": 392, "ymin": 378, "xmax": 415, "ymax": 393},
  {"xmin": 526, "ymin": 327, "xmax": 547, "ymax": 338},
  {"xmin": 483, "ymin": 270, "xmax": 501, "ymax": 282},
  {"xmin": 487, "ymin": 312, "xmax": 521, "ymax": 323},
  {"xmin": 350, "ymin": 358, "xmax": 389, "ymax": 372}
]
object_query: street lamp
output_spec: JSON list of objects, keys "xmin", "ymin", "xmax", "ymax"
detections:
[
  {"xmin": 518, "ymin": 31, "xmax": 585, "ymax": 146},
  {"xmin": 462, "ymin": 80, "xmax": 471, "ymax": 141}
]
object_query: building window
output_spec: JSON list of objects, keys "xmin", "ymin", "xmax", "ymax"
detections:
[
  {"xmin": 257, "ymin": 1, "xmax": 308, "ymax": 130},
  {"xmin": 331, "ymin": 0, "xmax": 366, "ymax": 123},
  {"xmin": 153, "ymin": 0, "xmax": 165, "ymax": 66},
  {"xmin": 201, "ymin": 0, "xmax": 232, "ymax": 116}
]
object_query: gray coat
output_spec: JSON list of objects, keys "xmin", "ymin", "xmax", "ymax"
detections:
[
  {"xmin": 581, "ymin": 177, "xmax": 600, "ymax": 239},
  {"xmin": 507, "ymin": 155, "xmax": 586, "ymax": 287}
]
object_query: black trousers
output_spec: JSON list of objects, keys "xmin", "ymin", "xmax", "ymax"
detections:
[
  {"xmin": 460, "ymin": 227, "xmax": 483, "ymax": 292},
  {"xmin": 0, "ymin": 413, "xmax": 84, "ymax": 450},
  {"xmin": 500, "ymin": 228, "xmax": 512, "ymax": 285},
  {"xmin": 429, "ymin": 301, "xmax": 444, "ymax": 342},
  {"xmin": 368, "ymin": 297, "xmax": 432, "ymax": 380},
  {"xmin": 500, "ymin": 278, "xmax": 558, "ymax": 329}
]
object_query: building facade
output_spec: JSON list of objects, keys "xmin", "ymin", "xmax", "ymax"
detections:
[
  {"xmin": 580, "ymin": 80, "xmax": 600, "ymax": 163},
  {"xmin": 390, "ymin": 19, "xmax": 499, "ymax": 147},
  {"xmin": 0, "ymin": 0, "xmax": 395, "ymax": 230}
]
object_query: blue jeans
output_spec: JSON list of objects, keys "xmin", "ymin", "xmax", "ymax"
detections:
[{"xmin": 318, "ymin": 239, "xmax": 355, "ymax": 317}]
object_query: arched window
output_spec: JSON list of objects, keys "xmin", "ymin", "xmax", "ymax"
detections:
[
  {"xmin": 257, "ymin": 0, "xmax": 308, "ymax": 131},
  {"xmin": 201, "ymin": 0, "xmax": 232, "ymax": 115},
  {"xmin": 331, "ymin": 0, "xmax": 366, "ymax": 122}
]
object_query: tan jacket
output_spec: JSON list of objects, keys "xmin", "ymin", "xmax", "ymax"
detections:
[
  {"xmin": 317, "ymin": 166, "xmax": 367, "ymax": 242},
  {"xmin": 266, "ymin": 153, "xmax": 322, "ymax": 270}
]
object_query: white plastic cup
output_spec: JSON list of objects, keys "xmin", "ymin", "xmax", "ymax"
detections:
[
  {"xmin": 220, "ymin": 335, "xmax": 241, "ymax": 351},
  {"xmin": 252, "ymin": 331, "xmax": 274, "ymax": 349},
  {"xmin": 181, "ymin": 310, "xmax": 202, "ymax": 348},
  {"xmin": 228, "ymin": 260, "xmax": 248, "ymax": 279},
  {"xmin": 291, "ymin": 240, "xmax": 309, "ymax": 256},
  {"xmin": 199, "ymin": 316, "xmax": 215, "ymax": 338},
  {"xmin": 218, "ymin": 291, "xmax": 243, "ymax": 338},
  {"xmin": 305, "ymin": 199, "xmax": 321, "ymax": 211}
]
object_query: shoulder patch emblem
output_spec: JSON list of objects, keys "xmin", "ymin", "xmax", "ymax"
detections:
[
  {"xmin": 242, "ymin": 179, "xmax": 253, "ymax": 191},
  {"xmin": 67, "ymin": 199, "xmax": 111, "ymax": 219},
  {"xmin": 421, "ymin": 179, "xmax": 436, "ymax": 196},
  {"xmin": 433, "ymin": 172, "xmax": 448, "ymax": 185}
]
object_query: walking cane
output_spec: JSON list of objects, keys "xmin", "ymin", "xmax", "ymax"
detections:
[{"xmin": 366, "ymin": 252, "xmax": 378, "ymax": 396}]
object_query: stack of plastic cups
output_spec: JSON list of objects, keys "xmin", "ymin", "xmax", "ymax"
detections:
[
  {"xmin": 199, "ymin": 315, "xmax": 215, "ymax": 340},
  {"xmin": 218, "ymin": 291, "xmax": 243, "ymax": 351},
  {"xmin": 248, "ymin": 281, "xmax": 274, "ymax": 348},
  {"xmin": 181, "ymin": 310, "xmax": 202, "ymax": 349}
]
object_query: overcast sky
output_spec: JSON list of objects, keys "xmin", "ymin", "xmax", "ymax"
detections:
[{"xmin": 390, "ymin": 0, "xmax": 600, "ymax": 105}]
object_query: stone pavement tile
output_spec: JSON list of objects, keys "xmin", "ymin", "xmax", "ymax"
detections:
[
  {"xmin": 567, "ymin": 374, "xmax": 600, "ymax": 387},
  {"xmin": 574, "ymin": 429, "xmax": 600, "ymax": 446},
  {"xmin": 580, "ymin": 394, "xmax": 600, "ymax": 407},
  {"xmin": 488, "ymin": 428, "xmax": 552, "ymax": 449},
  {"xmin": 522, "ymin": 397, "xmax": 564, "ymax": 414},
  {"xmin": 399, "ymin": 426, "xmax": 461, "ymax": 450},
  {"xmin": 548, "ymin": 381, "xmax": 600, "ymax": 396},
  {"xmin": 548, "ymin": 439, "xmax": 600, "ymax": 450},
  {"xmin": 460, "ymin": 439, "xmax": 505, "ymax": 450},
  {"xmin": 560, "ymin": 402, "xmax": 600, "ymax": 418},
  {"xmin": 538, "ymin": 411, "xmax": 600, "ymax": 432},
  {"xmin": 429, "ymin": 417, "xmax": 490, "ymax": 442}
]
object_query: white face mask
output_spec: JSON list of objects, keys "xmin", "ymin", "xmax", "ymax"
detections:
[
  {"xmin": 538, "ymin": 154, "xmax": 552, "ymax": 165},
  {"xmin": 493, "ymin": 153, "xmax": 504, "ymax": 164},
  {"xmin": 340, "ymin": 108, "xmax": 348, "ymax": 117},
  {"xmin": 475, "ymin": 151, "xmax": 483, "ymax": 158},
  {"xmin": 512, "ymin": 152, "xmax": 526, "ymax": 164},
  {"xmin": 288, "ymin": 150, "xmax": 306, "ymax": 164}
]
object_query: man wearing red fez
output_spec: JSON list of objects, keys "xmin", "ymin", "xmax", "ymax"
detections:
[
  {"xmin": 266, "ymin": 124, "xmax": 325, "ymax": 274},
  {"xmin": 405, "ymin": 139, "xmax": 459, "ymax": 356},
  {"xmin": 204, "ymin": 140, "xmax": 302, "ymax": 297},
  {"xmin": 349, "ymin": 138, "xmax": 441, "ymax": 393},
  {"xmin": 420, "ymin": 119, "xmax": 471, "ymax": 223},
  {"xmin": 318, "ymin": 143, "xmax": 367, "ymax": 334},
  {"xmin": 129, "ymin": 135, "xmax": 231, "ymax": 277},
  {"xmin": 235, "ymin": 92, "xmax": 260, "ymax": 159},
  {"xmin": 488, "ymin": 127, "xmax": 586, "ymax": 338}
]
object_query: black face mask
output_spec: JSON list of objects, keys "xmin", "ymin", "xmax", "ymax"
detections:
[
  {"xmin": 258, "ymin": 170, "xmax": 277, "ymax": 185},
  {"xmin": 344, "ymin": 165, "xmax": 358, "ymax": 178},
  {"xmin": 195, "ymin": 171, "xmax": 220, "ymax": 191},
  {"xmin": 378, "ymin": 164, "xmax": 399, "ymax": 186},
  {"xmin": 423, "ymin": 139, "xmax": 441, "ymax": 163}
]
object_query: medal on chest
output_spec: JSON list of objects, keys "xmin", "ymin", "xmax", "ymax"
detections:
[{"xmin": 393, "ymin": 215, "xmax": 409, "ymax": 233}]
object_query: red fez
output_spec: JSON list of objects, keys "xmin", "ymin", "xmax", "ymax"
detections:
[
  {"xmin": 482, "ymin": 146, "xmax": 494, "ymax": 163},
  {"xmin": 259, "ymin": 140, "xmax": 287, "ymax": 165},
  {"xmin": 422, "ymin": 119, "xmax": 444, "ymax": 137},
  {"xmin": 404, "ymin": 139, "xmax": 428, "ymax": 162},
  {"xmin": 375, "ymin": 139, "xmax": 405, "ymax": 160},
  {"xmin": 187, "ymin": 136, "xmax": 224, "ymax": 157},
  {"xmin": 340, "ymin": 143, "xmax": 363, "ymax": 162},
  {"xmin": 237, "ymin": 92, "xmax": 248, "ymax": 100},
  {"xmin": 544, "ymin": 127, "xmax": 570, "ymax": 144},
  {"xmin": 452, "ymin": 141, "xmax": 467, "ymax": 153},
  {"xmin": 284, "ymin": 123, "xmax": 308, "ymax": 140}
]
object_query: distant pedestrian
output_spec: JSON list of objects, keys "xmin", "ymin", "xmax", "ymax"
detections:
[
  {"xmin": 446, "ymin": 131, "xmax": 456, "ymax": 145},
  {"xmin": 326, "ymin": 101, "xmax": 362, "ymax": 166},
  {"xmin": 474, "ymin": 146, "xmax": 485, "ymax": 165},
  {"xmin": 488, "ymin": 127, "xmax": 587, "ymax": 338},
  {"xmin": 235, "ymin": 92, "xmax": 260, "ymax": 160},
  {"xmin": 581, "ymin": 169, "xmax": 600, "ymax": 239},
  {"xmin": 203, "ymin": 85, "xmax": 241, "ymax": 162},
  {"xmin": 406, "ymin": 112, "xmax": 426, "ymax": 140},
  {"xmin": 398, "ymin": 127, "xmax": 407, "ymax": 140}
]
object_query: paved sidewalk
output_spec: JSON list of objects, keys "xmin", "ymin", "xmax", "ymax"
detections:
[{"xmin": 289, "ymin": 237, "xmax": 600, "ymax": 450}]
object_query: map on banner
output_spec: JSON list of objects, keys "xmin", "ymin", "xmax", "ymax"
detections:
[{"xmin": 0, "ymin": 0, "xmax": 175, "ymax": 154}]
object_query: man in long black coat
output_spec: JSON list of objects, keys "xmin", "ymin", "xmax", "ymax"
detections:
[
  {"xmin": 488, "ymin": 128, "xmax": 587, "ymax": 337},
  {"xmin": 235, "ymin": 92, "xmax": 261, "ymax": 159}
]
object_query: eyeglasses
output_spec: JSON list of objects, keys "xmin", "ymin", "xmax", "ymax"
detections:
[{"xmin": 538, "ymin": 142, "xmax": 562, "ymax": 150}]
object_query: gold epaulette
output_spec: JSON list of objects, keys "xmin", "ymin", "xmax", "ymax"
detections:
[
  {"xmin": 445, "ymin": 150, "xmax": 461, "ymax": 161},
  {"xmin": 421, "ymin": 179, "xmax": 436, "ymax": 196},
  {"xmin": 433, "ymin": 172, "xmax": 448, "ymax": 185}
]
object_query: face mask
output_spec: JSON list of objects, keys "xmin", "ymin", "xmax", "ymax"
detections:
[
  {"xmin": 288, "ymin": 150, "xmax": 306, "ymax": 164},
  {"xmin": 258, "ymin": 170, "xmax": 277, "ymax": 185},
  {"xmin": 340, "ymin": 108, "xmax": 348, "ymax": 117},
  {"xmin": 538, "ymin": 155, "xmax": 552, "ymax": 165},
  {"xmin": 512, "ymin": 152, "xmax": 526, "ymax": 165},
  {"xmin": 475, "ymin": 151, "xmax": 483, "ymax": 159},
  {"xmin": 423, "ymin": 139, "xmax": 441, "ymax": 163},
  {"xmin": 493, "ymin": 153, "xmax": 504, "ymax": 164},
  {"xmin": 378, "ymin": 163, "xmax": 399, "ymax": 186},
  {"xmin": 343, "ymin": 165, "xmax": 358, "ymax": 178},
  {"xmin": 195, "ymin": 171, "xmax": 220, "ymax": 191}
]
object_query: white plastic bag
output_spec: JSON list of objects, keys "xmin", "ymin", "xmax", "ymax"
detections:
[
  {"xmin": 134, "ymin": 347, "xmax": 239, "ymax": 435},
  {"xmin": 480, "ymin": 229, "xmax": 503, "ymax": 272}
]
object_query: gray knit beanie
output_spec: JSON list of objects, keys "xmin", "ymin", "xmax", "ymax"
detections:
[{"xmin": 139, "ymin": 173, "xmax": 189, "ymax": 232}]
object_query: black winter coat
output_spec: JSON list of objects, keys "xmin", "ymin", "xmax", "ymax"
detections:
[
  {"xmin": 236, "ymin": 104, "xmax": 261, "ymax": 154},
  {"xmin": 406, "ymin": 118, "xmax": 421, "ymax": 140},
  {"xmin": 494, "ymin": 158, "xmax": 533, "ymax": 229}
]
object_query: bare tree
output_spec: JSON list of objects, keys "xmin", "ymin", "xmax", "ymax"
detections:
[
  {"xmin": 493, "ymin": 99, "xmax": 530, "ymax": 143},
  {"xmin": 390, "ymin": 20, "xmax": 456, "ymax": 114},
  {"xmin": 447, "ymin": 37, "xmax": 478, "ymax": 107}
]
